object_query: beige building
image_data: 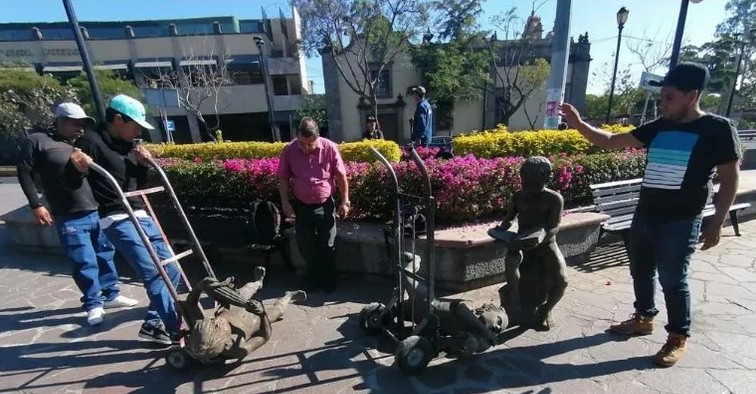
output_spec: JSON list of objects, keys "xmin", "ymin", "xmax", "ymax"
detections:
[
  {"xmin": 0, "ymin": 7, "xmax": 310, "ymax": 143},
  {"xmin": 322, "ymin": 15, "xmax": 592, "ymax": 143}
]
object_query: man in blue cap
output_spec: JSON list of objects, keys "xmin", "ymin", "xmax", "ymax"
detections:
[
  {"xmin": 66, "ymin": 94, "xmax": 181, "ymax": 346},
  {"xmin": 559, "ymin": 63, "xmax": 741, "ymax": 367}
]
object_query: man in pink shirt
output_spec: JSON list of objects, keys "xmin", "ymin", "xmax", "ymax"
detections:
[{"xmin": 277, "ymin": 117, "xmax": 350, "ymax": 293}]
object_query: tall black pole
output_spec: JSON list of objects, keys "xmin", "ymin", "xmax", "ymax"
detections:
[
  {"xmin": 62, "ymin": 0, "xmax": 105, "ymax": 122},
  {"xmin": 605, "ymin": 25, "xmax": 624, "ymax": 124},
  {"xmin": 255, "ymin": 37, "xmax": 281, "ymax": 142},
  {"xmin": 669, "ymin": 0, "xmax": 690, "ymax": 69},
  {"xmin": 725, "ymin": 40, "xmax": 746, "ymax": 118}
]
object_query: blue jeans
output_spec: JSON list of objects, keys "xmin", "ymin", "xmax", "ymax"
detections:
[
  {"xmin": 55, "ymin": 210, "xmax": 120, "ymax": 311},
  {"xmin": 627, "ymin": 211, "xmax": 702, "ymax": 337},
  {"xmin": 104, "ymin": 216, "xmax": 181, "ymax": 335}
]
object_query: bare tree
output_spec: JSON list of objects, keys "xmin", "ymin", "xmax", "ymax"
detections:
[
  {"xmin": 485, "ymin": 7, "xmax": 550, "ymax": 127},
  {"xmin": 625, "ymin": 28, "xmax": 673, "ymax": 73},
  {"xmin": 142, "ymin": 39, "xmax": 231, "ymax": 141},
  {"xmin": 295, "ymin": 0, "xmax": 430, "ymax": 121}
]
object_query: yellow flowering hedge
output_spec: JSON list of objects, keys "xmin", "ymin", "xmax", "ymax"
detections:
[
  {"xmin": 451, "ymin": 124, "xmax": 634, "ymax": 158},
  {"xmin": 147, "ymin": 138, "xmax": 402, "ymax": 163}
]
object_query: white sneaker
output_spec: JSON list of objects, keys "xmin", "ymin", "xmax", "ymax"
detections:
[
  {"xmin": 87, "ymin": 307, "xmax": 105, "ymax": 326},
  {"xmin": 104, "ymin": 295, "xmax": 139, "ymax": 309}
]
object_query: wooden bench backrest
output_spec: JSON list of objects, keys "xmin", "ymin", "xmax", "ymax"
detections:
[{"xmin": 590, "ymin": 179, "xmax": 641, "ymax": 218}]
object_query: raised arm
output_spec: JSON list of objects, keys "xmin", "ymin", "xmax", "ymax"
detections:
[{"xmin": 559, "ymin": 103, "xmax": 644, "ymax": 150}]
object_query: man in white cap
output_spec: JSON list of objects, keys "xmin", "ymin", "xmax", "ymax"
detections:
[
  {"xmin": 17, "ymin": 102, "xmax": 138, "ymax": 326},
  {"xmin": 65, "ymin": 94, "xmax": 182, "ymax": 347}
]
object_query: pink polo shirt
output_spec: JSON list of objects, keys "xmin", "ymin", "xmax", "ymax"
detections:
[{"xmin": 277, "ymin": 137, "xmax": 347, "ymax": 205}]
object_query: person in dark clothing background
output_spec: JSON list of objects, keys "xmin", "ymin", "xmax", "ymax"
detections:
[
  {"xmin": 16, "ymin": 102, "xmax": 138, "ymax": 326},
  {"xmin": 66, "ymin": 94, "xmax": 181, "ymax": 346},
  {"xmin": 362, "ymin": 115, "xmax": 384, "ymax": 139},
  {"xmin": 410, "ymin": 86, "xmax": 433, "ymax": 146}
]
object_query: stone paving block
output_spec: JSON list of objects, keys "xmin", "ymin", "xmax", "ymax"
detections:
[
  {"xmin": 707, "ymin": 369, "xmax": 756, "ymax": 394},
  {"xmin": 3, "ymin": 214, "xmax": 756, "ymax": 392}
]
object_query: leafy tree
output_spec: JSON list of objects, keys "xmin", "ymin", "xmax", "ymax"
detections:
[
  {"xmin": 66, "ymin": 69, "xmax": 142, "ymax": 122},
  {"xmin": 0, "ymin": 66, "xmax": 74, "ymax": 141},
  {"xmin": 294, "ymin": 94, "xmax": 328, "ymax": 130}
]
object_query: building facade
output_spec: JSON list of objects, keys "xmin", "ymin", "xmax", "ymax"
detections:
[
  {"xmin": 0, "ymin": 7, "xmax": 310, "ymax": 143},
  {"xmin": 322, "ymin": 15, "xmax": 592, "ymax": 143}
]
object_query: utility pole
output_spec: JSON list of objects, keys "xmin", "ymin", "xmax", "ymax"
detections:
[
  {"xmin": 63, "ymin": 0, "xmax": 105, "ymax": 122},
  {"xmin": 543, "ymin": 0, "xmax": 572, "ymax": 129}
]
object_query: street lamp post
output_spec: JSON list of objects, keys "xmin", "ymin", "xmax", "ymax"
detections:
[
  {"xmin": 725, "ymin": 28, "xmax": 756, "ymax": 118},
  {"xmin": 605, "ymin": 6, "xmax": 629, "ymax": 125},
  {"xmin": 670, "ymin": 0, "xmax": 704, "ymax": 69},
  {"xmin": 254, "ymin": 36, "xmax": 281, "ymax": 142}
]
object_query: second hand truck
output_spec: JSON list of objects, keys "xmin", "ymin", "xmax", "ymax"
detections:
[{"xmin": 357, "ymin": 145, "xmax": 470, "ymax": 376}]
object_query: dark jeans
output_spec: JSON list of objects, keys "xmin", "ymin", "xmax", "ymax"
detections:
[
  {"xmin": 55, "ymin": 210, "xmax": 120, "ymax": 311},
  {"xmin": 293, "ymin": 197, "xmax": 337, "ymax": 289},
  {"xmin": 627, "ymin": 210, "xmax": 702, "ymax": 337},
  {"xmin": 104, "ymin": 216, "xmax": 181, "ymax": 335}
]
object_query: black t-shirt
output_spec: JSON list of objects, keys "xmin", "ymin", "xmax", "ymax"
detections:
[
  {"xmin": 16, "ymin": 130, "xmax": 98, "ymax": 216},
  {"xmin": 64, "ymin": 129, "xmax": 148, "ymax": 217},
  {"xmin": 631, "ymin": 114, "xmax": 741, "ymax": 220}
]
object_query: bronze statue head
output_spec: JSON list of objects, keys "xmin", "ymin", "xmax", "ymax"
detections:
[
  {"xmin": 186, "ymin": 316, "xmax": 233, "ymax": 361},
  {"xmin": 474, "ymin": 302, "xmax": 507, "ymax": 336},
  {"xmin": 520, "ymin": 156, "xmax": 552, "ymax": 191}
]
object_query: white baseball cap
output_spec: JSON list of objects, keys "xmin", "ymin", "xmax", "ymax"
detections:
[{"xmin": 54, "ymin": 102, "xmax": 95, "ymax": 124}]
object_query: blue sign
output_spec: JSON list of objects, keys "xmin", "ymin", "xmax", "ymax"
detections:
[{"xmin": 165, "ymin": 120, "xmax": 175, "ymax": 132}]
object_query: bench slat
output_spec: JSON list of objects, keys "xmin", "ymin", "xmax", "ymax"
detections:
[
  {"xmin": 590, "ymin": 178, "xmax": 642, "ymax": 190},
  {"xmin": 592, "ymin": 184, "xmax": 642, "ymax": 198},
  {"xmin": 595, "ymin": 193, "xmax": 640, "ymax": 205},
  {"xmin": 602, "ymin": 206, "xmax": 638, "ymax": 218}
]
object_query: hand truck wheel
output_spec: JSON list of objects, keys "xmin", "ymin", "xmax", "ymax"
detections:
[{"xmin": 395, "ymin": 335, "xmax": 434, "ymax": 375}]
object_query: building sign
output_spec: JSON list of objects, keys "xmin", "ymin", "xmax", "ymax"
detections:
[{"xmin": 0, "ymin": 45, "xmax": 81, "ymax": 61}]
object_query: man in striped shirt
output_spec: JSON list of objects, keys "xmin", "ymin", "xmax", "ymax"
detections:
[{"xmin": 559, "ymin": 63, "xmax": 741, "ymax": 367}]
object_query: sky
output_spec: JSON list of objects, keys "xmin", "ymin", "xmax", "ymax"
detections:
[{"xmin": 0, "ymin": 0, "xmax": 730, "ymax": 95}]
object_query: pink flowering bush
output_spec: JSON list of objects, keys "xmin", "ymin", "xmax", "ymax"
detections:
[{"xmin": 154, "ymin": 149, "xmax": 647, "ymax": 224}]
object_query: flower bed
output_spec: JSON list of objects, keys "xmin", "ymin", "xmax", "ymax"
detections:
[
  {"xmin": 147, "ymin": 138, "xmax": 402, "ymax": 163},
  {"xmin": 451, "ymin": 124, "xmax": 634, "ymax": 159},
  {"xmin": 155, "ymin": 149, "xmax": 647, "ymax": 225}
]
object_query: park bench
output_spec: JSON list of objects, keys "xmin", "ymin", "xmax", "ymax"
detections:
[{"xmin": 590, "ymin": 178, "xmax": 751, "ymax": 248}]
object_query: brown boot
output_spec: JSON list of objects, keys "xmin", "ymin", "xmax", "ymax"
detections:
[
  {"xmin": 608, "ymin": 312, "xmax": 654, "ymax": 335},
  {"xmin": 653, "ymin": 334, "xmax": 687, "ymax": 367}
]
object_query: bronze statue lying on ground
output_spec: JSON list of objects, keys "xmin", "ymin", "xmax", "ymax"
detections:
[
  {"xmin": 362, "ymin": 252, "xmax": 508, "ymax": 355},
  {"xmin": 179, "ymin": 267, "xmax": 306, "ymax": 363},
  {"xmin": 491, "ymin": 156, "xmax": 568, "ymax": 331}
]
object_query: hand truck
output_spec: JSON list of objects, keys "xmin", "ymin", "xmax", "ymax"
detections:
[
  {"xmin": 357, "ymin": 144, "xmax": 442, "ymax": 375},
  {"xmin": 87, "ymin": 149, "xmax": 220, "ymax": 370}
]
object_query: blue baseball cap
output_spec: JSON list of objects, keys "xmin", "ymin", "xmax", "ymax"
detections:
[{"xmin": 108, "ymin": 94, "xmax": 154, "ymax": 130}]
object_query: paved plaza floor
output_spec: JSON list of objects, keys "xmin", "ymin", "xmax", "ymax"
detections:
[{"xmin": 2, "ymin": 177, "xmax": 756, "ymax": 393}]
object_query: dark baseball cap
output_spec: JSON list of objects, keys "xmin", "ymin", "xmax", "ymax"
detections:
[{"xmin": 649, "ymin": 63, "xmax": 709, "ymax": 92}]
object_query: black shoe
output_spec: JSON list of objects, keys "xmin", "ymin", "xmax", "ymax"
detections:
[{"xmin": 138, "ymin": 324, "xmax": 173, "ymax": 346}]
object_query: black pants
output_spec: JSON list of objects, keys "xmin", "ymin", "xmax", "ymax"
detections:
[{"xmin": 293, "ymin": 197, "xmax": 337, "ymax": 289}]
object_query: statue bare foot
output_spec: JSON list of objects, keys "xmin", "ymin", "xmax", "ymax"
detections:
[
  {"xmin": 532, "ymin": 307, "xmax": 554, "ymax": 332},
  {"xmin": 253, "ymin": 266, "xmax": 266, "ymax": 282},
  {"xmin": 287, "ymin": 290, "xmax": 307, "ymax": 302}
]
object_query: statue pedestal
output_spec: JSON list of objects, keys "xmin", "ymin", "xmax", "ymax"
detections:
[{"xmin": 0, "ymin": 205, "xmax": 62, "ymax": 254}]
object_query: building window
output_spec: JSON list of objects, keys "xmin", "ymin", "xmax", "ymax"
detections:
[
  {"xmin": 287, "ymin": 75, "xmax": 302, "ymax": 95},
  {"xmin": 370, "ymin": 68, "xmax": 391, "ymax": 98},
  {"xmin": 232, "ymin": 71, "xmax": 263, "ymax": 85},
  {"xmin": 272, "ymin": 75, "xmax": 288, "ymax": 96}
]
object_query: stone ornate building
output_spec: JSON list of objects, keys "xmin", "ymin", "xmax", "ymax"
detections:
[{"xmin": 321, "ymin": 15, "xmax": 592, "ymax": 143}]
